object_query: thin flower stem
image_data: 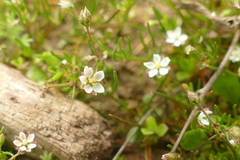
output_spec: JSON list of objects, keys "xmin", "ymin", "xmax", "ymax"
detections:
[
  {"xmin": 85, "ymin": 26, "xmax": 99, "ymax": 57},
  {"xmin": 221, "ymin": 137, "xmax": 239, "ymax": 160},
  {"xmin": 9, "ymin": 151, "xmax": 21, "ymax": 160},
  {"xmin": 170, "ymin": 29, "xmax": 240, "ymax": 153}
]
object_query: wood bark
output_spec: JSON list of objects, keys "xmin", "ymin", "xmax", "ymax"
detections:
[{"xmin": 0, "ymin": 63, "xmax": 111, "ymax": 160}]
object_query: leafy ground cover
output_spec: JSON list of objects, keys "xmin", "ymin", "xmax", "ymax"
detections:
[{"xmin": 0, "ymin": 0, "xmax": 240, "ymax": 160}]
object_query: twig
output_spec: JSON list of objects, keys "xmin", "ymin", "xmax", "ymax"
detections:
[
  {"xmin": 170, "ymin": 29, "xmax": 240, "ymax": 153},
  {"xmin": 112, "ymin": 102, "xmax": 164, "ymax": 160}
]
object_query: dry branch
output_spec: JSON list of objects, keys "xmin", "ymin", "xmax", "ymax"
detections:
[{"xmin": 0, "ymin": 63, "xmax": 111, "ymax": 160}]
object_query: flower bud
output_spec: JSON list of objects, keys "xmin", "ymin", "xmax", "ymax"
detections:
[
  {"xmin": 0, "ymin": 133, "xmax": 5, "ymax": 147},
  {"xmin": 228, "ymin": 0, "xmax": 240, "ymax": 9},
  {"xmin": 229, "ymin": 126, "xmax": 240, "ymax": 140},
  {"xmin": 186, "ymin": 90, "xmax": 200, "ymax": 105},
  {"xmin": 79, "ymin": 7, "xmax": 92, "ymax": 26},
  {"xmin": 161, "ymin": 153, "xmax": 181, "ymax": 160},
  {"xmin": 58, "ymin": 0, "xmax": 74, "ymax": 10}
]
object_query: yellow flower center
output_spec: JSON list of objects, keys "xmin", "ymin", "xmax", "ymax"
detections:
[
  {"xmin": 155, "ymin": 64, "xmax": 161, "ymax": 69},
  {"xmin": 22, "ymin": 139, "xmax": 28, "ymax": 146},
  {"xmin": 88, "ymin": 78, "xmax": 96, "ymax": 85}
]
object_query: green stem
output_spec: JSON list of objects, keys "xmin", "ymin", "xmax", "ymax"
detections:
[
  {"xmin": 47, "ymin": 83, "xmax": 71, "ymax": 88},
  {"xmin": 221, "ymin": 137, "xmax": 239, "ymax": 160},
  {"xmin": 86, "ymin": 26, "xmax": 99, "ymax": 57},
  {"xmin": 9, "ymin": 151, "xmax": 20, "ymax": 160}
]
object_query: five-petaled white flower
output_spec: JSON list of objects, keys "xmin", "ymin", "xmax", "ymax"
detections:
[
  {"xmin": 143, "ymin": 54, "xmax": 171, "ymax": 78},
  {"xmin": 58, "ymin": 0, "xmax": 74, "ymax": 10},
  {"xmin": 198, "ymin": 109, "xmax": 213, "ymax": 126},
  {"xmin": 13, "ymin": 132, "xmax": 37, "ymax": 152},
  {"xmin": 229, "ymin": 46, "xmax": 240, "ymax": 63},
  {"xmin": 79, "ymin": 66, "xmax": 105, "ymax": 95},
  {"xmin": 166, "ymin": 27, "xmax": 188, "ymax": 47}
]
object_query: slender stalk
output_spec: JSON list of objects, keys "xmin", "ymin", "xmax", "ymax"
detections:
[
  {"xmin": 85, "ymin": 26, "xmax": 99, "ymax": 57},
  {"xmin": 170, "ymin": 29, "xmax": 240, "ymax": 153}
]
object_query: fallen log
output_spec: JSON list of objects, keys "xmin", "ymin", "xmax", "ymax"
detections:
[{"xmin": 0, "ymin": 63, "xmax": 111, "ymax": 160}]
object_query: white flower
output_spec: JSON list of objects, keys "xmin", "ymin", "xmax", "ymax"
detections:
[
  {"xmin": 229, "ymin": 139, "xmax": 236, "ymax": 146},
  {"xmin": 143, "ymin": 54, "xmax": 171, "ymax": 78},
  {"xmin": 198, "ymin": 109, "xmax": 213, "ymax": 126},
  {"xmin": 13, "ymin": 132, "xmax": 37, "ymax": 152},
  {"xmin": 229, "ymin": 46, "xmax": 240, "ymax": 63},
  {"xmin": 79, "ymin": 66, "xmax": 105, "ymax": 95},
  {"xmin": 58, "ymin": 0, "xmax": 74, "ymax": 10},
  {"xmin": 166, "ymin": 27, "xmax": 188, "ymax": 47}
]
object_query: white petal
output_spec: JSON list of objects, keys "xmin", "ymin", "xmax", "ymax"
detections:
[
  {"xmin": 84, "ymin": 66, "xmax": 93, "ymax": 78},
  {"xmin": 159, "ymin": 68, "xmax": 169, "ymax": 75},
  {"xmin": 20, "ymin": 146, "xmax": 27, "ymax": 151},
  {"xmin": 153, "ymin": 54, "xmax": 161, "ymax": 64},
  {"xmin": 79, "ymin": 76, "xmax": 87, "ymax": 84},
  {"xmin": 92, "ymin": 83, "xmax": 105, "ymax": 93},
  {"xmin": 160, "ymin": 57, "xmax": 170, "ymax": 67},
  {"xmin": 143, "ymin": 62, "xmax": 156, "ymax": 69},
  {"xmin": 179, "ymin": 34, "xmax": 188, "ymax": 41},
  {"xmin": 166, "ymin": 31, "xmax": 175, "ymax": 39},
  {"xmin": 28, "ymin": 143, "xmax": 37, "ymax": 149},
  {"xmin": 19, "ymin": 132, "xmax": 26, "ymax": 141},
  {"xmin": 13, "ymin": 140, "xmax": 22, "ymax": 146},
  {"xmin": 84, "ymin": 84, "xmax": 93, "ymax": 93},
  {"xmin": 166, "ymin": 38, "xmax": 175, "ymax": 43},
  {"xmin": 93, "ymin": 71, "xmax": 104, "ymax": 81},
  {"xmin": 27, "ymin": 134, "xmax": 35, "ymax": 143},
  {"xmin": 173, "ymin": 41, "xmax": 181, "ymax": 47},
  {"xmin": 25, "ymin": 148, "xmax": 31, "ymax": 152},
  {"xmin": 174, "ymin": 27, "xmax": 182, "ymax": 36},
  {"xmin": 148, "ymin": 69, "xmax": 158, "ymax": 77}
]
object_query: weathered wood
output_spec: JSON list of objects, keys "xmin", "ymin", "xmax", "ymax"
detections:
[{"xmin": 0, "ymin": 63, "xmax": 111, "ymax": 160}]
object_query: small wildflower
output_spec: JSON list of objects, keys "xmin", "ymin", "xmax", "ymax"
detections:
[
  {"xmin": 13, "ymin": 132, "xmax": 37, "ymax": 152},
  {"xmin": 198, "ymin": 109, "xmax": 213, "ymax": 126},
  {"xmin": 229, "ymin": 46, "xmax": 240, "ymax": 62},
  {"xmin": 79, "ymin": 66, "xmax": 105, "ymax": 95},
  {"xmin": 79, "ymin": 7, "xmax": 92, "ymax": 26},
  {"xmin": 58, "ymin": 0, "xmax": 74, "ymax": 10},
  {"xmin": 229, "ymin": 139, "xmax": 236, "ymax": 146},
  {"xmin": 61, "ymin": 59, "xmax": 68, "ymax": 65},
  {"xmin": 143, "ymin": 54, "xmax": 170, "ymax": 78},
  {"xmin": 166, "ymin": 27, "xmax": 188, "ymax": 47}
]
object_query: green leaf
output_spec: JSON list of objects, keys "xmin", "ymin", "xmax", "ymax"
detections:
[
  {"xmin": 213, "ymin": 70, "xmax": 240, "ymax": 104},
  {"xmin": 180, "ymin": 129, "xmax": 208, "ymax": 151},
  {"xmin": 26, "ymin": 66, "xmax": 48, "ymax": 82},
  {"xmin": 176, "ymin": 71, "xmax": 192, "ymax": 81},
  {"xmin": 146, "ymin": 117, "xmax": 157, "ymax": 130},
  {"xmin": 141, "ymin": 127, "xmax": 154, "ymax": 136},
  {"xmin": 47, "ymin": 71, "xmax": 63, "ymax": 82},
  {"xmin": 41, "ymin": 52, "xmax": 60, "ymax": 67},
  {"xmin": 154, "ymin": 123, "xmax": 168, "ymax": 137},
  {"xmin": 127, "ymin": 127, "xmax": 144, "ymax": 143}
]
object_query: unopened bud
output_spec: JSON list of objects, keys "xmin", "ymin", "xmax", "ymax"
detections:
[
  {"xmin": 58, "ymin": 0, "xmax": 74, "ymax": 10},
  {"xmin": 0, "ymin": 133, "xmax": 5, "ymax": 147},
  {"xmin": 161, "ymin": 153, "xmax": 181, "ymax": 160},
  {"xmin": 79, "ymin": 7, "xmax": 92, "ymax": 26},
  {"xmin": 228, "ymin": 0, "xmax": 240, "ymax": 9},
  {"xmin": 185, "ymin": 45, "xmax": 196, "ymax": 55},
  {"xmin": 186, "ymin": 90, "xmax": 200, "ymax": 105},
  {"xmin": 229, "ymin": 126, "xmax": 240, "ymax": 140}
]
